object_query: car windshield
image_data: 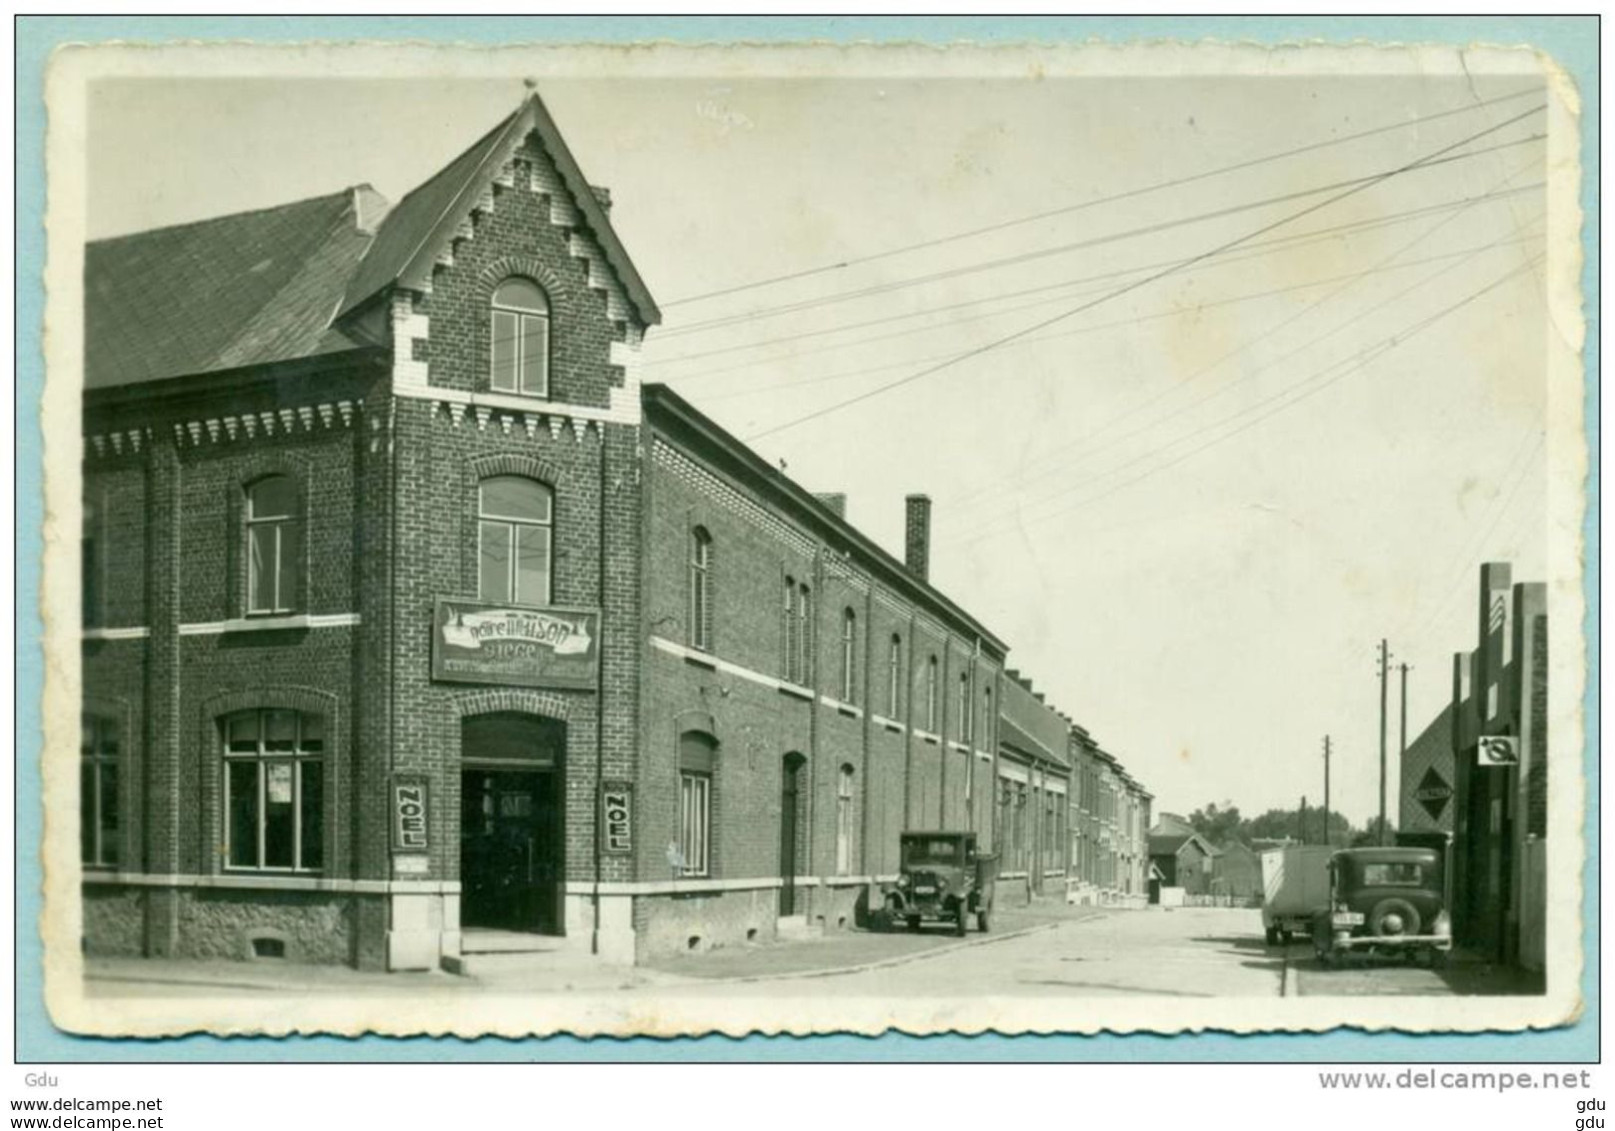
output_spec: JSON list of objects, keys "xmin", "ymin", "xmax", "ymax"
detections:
[
  {"xmin": 903, "ymin": 838, "xmax": 966, "ymax": 866},
  {"xmin": 1360, "ymin": 862, "xmax": 1425, "ymax": 886}
]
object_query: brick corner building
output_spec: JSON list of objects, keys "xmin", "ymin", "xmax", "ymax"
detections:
[{"xmin": 79, "ymin": 92, "xmax": 1152, "ymax": 971}]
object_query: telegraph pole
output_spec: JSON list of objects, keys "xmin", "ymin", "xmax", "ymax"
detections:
[
  {"xmin": 1322, "ymin": 735, "xmax": 1332, "ymax": 847},
  {"xmin": 1299, "ymin": 796, "xmax": 1309, "ymax": 845},
  {"xmin": 1376, "ymin": 640, "xmax": 1391, "ymax": 847},
  {"xmin": 1398, "ymin": 662, "xmax": 1411, "ymax": 842}
]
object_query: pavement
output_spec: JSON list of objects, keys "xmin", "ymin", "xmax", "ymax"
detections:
[{"xmin": 81, "ymin": 901, "xmax": 1544, "ymax": 1001}]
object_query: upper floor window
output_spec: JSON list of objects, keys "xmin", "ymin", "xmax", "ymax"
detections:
[
  {"xmin": 490, "ymin": 277, "xmax": 551, "ymax": 397},
  {"xmin": 689, "ymin": 527, "xmax": 713, "ymax": 652},
  {"xmin": 81, "ymin": 715, "xmax": 119, "ymax": 867},
  {"xmin": 224, "ymin": 709, "xmax": 324, "ymax": 872},
  {"xmin": 887, "ymin": 634, "xmax": 902, "ymax": 717},
  {"xmin": 782, "ymin": 576, "xmax": 812, "ymax": 685},
  {"xmin": 924, "ymin": 655, "xmax": 938, "ymax": 733},
  {"xmin": 980, "ymin": 686, "xmax": 992, "ymax": 748},
  {"xmin": 839, "ymin": 608, "xmax": 858, "ymax": 703},
  {"xmin": 478, "ymin": 476, "xmax": 553, "ymax": 605},
  {"xmin": 957, "ymin": 671, "xmax": 970, "ymax": 739},
  {"xmin": 246, "ymin": 475, "xmax": 301, "ymax": 615}
]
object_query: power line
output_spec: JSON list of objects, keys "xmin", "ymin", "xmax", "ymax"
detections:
[
  {"xmin": 946, "ymin": 256, "xmax": 1541, "ymax": 546},
  {"xmin": 697, "ymin": 232, "xmax": 1539, "ymax": 406},
  {"xmin": 653, "ymin": 179, "xmax": 1544, "ymax": 374},
  {"xmin": 662, "ymin": 129, "xmax": 1542, "ymax": 340},
  {"xmin": 663, "ymin": 86, "xmax": 1545, "ymax": 307},
  {"xmin": 742, "ymin": 105, "xmax": 1545, "ymax": 444},
  {"xmin": 937, "ymin": 161, "xmax": 1546, "ymax": 519}
]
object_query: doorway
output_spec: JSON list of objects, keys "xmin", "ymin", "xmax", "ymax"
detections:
[
  {"xmin": 779, "ymin": 753, "xmax": 805, "ymax": 916},
  {"xmin": 460, "ymin": 769, "xmax": 562, "ymax": 933}
]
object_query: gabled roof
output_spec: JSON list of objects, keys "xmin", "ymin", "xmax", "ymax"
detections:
[
  {"xmin": 1148, "ymin": 832, "xmax": 1216, "ymax": 859},
  {"xmin": 338, "ymin": 92, "xmax": 659, "ymax": 326},
  {"xmin": 84, "ymin": 188, "xmax": 379, "ymax": 390}
]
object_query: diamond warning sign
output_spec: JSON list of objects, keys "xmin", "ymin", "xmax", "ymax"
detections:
[{"xmin": 1414, "ymin": 766, "xmax": 1453, "ymax": 822}]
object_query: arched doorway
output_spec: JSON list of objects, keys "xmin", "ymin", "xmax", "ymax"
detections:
[
  {"xmin": 460, "ymin": 712, "xmax": 565, "ymax": 935},
  {"xmin": 780, "ymin": 753, "xmax": 807, "ymax": 916}
]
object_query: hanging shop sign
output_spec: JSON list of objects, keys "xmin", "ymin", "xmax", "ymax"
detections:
[
  {"xmin": 601, "ymin": 781, "xmax": 634, "ymax": 855},
  {"xmin": 432, "ymin": 599, "xmax": 601, "ymax": 690},
  {"xmin": 1414, "ymin": 767, "xmax": 1454, "ymax": 822},
  {"xmin": 391, "ymin": 775, "xmax": 431, "ymax": 853},
  {"xmin": 1476, "ymin": 735, "xmax": 1520, "ymax": 766}
]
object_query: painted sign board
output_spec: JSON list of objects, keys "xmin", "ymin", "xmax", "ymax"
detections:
[
  {"xmin": 601, "ymin": 781, "xmax": 633, "ymax": 855},
  {"xmin": 1414, "ymin": 767, "xmax": 1453, "ymax": 822},
  {"xmin": 1477, "ymin": 735, "xmax": 1520, "ymax": 766},
  {"xmin": 391, "ymin": 775, "xmax": 430, "ymax": 853},
  {"xmin": 431, "ymin": 599, "xmax": 601, "ymax": 690}
]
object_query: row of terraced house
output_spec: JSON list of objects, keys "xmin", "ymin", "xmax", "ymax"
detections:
[{"xmin": 77, "ymin": 91, "xmax": 1151, "ymax": 972}]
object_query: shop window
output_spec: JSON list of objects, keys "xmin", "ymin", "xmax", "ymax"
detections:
[
  {"xmin": 245, "ymin": 475, "xmax": 301, "ymax": 615},
  {"xmin": 81, "ymin": 714, "xmax": 119, "ymax": 867},
  {"xmin": 490, "ymin": 277, "xmax": 550, "ymax": 397},
  {"xmin": 887, "ymin": 634, "xmax": 902, "ymax": 717},
  {"xmin": 835, "ymin": 765, "xmax": 855, "ymax": 875},
  {"xmin": 839, "ymin": 608, "xmax": 858, "ymax": 703},
  {"xmin": 688, "ymin": 527, "xmax": 712, "ymax": 651},
  {"xmin": 478, "ymin": 475, "xmax": 553, "ymax": 605},
  {"xmin": 223, "ymin": 709, "xmax": 325, "ymax": 872}
]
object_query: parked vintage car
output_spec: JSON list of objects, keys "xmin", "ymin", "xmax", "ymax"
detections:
[
  {"xmin": 1311, "ymin": 846, "xmax": 1452, "ymax": 966},
  {"xmin": 879, "ymin": 831, "xmax": 996, "ymax": 936}
]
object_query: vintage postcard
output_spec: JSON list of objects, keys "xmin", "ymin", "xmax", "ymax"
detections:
[{"xmin": 38, "ymin": 38, "xmax": 1586, "ymax": 1040}]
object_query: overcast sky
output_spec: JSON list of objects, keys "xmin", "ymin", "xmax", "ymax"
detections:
[{"xmin": 83, "ymin": 49, "xmax": 1558, "ymax": 827}]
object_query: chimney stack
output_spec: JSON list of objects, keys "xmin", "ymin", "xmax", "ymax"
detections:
[
  {"xmin": 904, "ymin": 494, "xmax": 931, "ymax": 581},
  {"xmin": 589, "ymin": 184, "xmax": 613, "ymax": 213},
  {"xmin": 814, "ymin": 492, "xmax": 847, "ymax": 520}
]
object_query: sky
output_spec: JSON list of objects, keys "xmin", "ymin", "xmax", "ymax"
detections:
[{"xmin": 82, "ymin": 50, "xmax": 1559, "ymax": 828}]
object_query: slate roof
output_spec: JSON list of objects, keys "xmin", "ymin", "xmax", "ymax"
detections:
[
  {"xmin": 84, "ymin": 189, "xmax": 378, "ymax": 390},
  {"xmin": 999, "ymin": 716, "xmax": 1070, "ymax": 769}
]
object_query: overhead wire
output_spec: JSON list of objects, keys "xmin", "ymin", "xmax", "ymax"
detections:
[
  {"xmin": 662, "ymin": 86, "xmax": 1544, "ymax": 307},
  {"xmin": 740, "ymin": 103, "xmax": 1545, "ymax": 444}
]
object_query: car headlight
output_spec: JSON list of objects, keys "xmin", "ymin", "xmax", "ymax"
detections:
[
  {"xmin": 937, "ymin": 877, "xmax": 948, "ymax": 890},
  {"xmin": 1433, "ymin": 911, "xmax": 1451, "ymax": 938},
  {"xmin": 896, "ymin": 874, "xmax": 910, "ymax": 888}
]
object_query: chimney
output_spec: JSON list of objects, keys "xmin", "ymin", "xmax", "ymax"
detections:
[
  {"xmin": 589, "ymin": 184, "xmax": 613, "ymax": 213},
  {"xmin": 904, "ymin": 494, "xmax": 931, "ymax": 581},
  {"xmin": 814, "ymin": 492, "xmax": 847, "ymax": 520},
  {"xmin": 351, "ymin": 184, "xmax": 391, "ymax": 235}
]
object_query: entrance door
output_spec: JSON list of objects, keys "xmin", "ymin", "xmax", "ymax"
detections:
[
  {"xmin": 460, "ymin": 769, "xmax": 561, "ymax": 934},
  {"xmin": 780, "ymin": 755, "xmax": 804, "ymax": 916}
]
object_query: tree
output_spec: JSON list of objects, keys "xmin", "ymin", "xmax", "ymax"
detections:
[
  {"xmin": 1353, "ymin": 815, "xmax": 1396, "ymax": 847},
  {"xmin": 1187, "ymin": 801, "xmax": 1244, "ymax": 846}
]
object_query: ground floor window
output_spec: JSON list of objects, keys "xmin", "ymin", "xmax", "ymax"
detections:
[
  {"xmin": 223, "ymin": 709, "xmax": 324, "ymax": 872},
  {"xmin": 679, "ymin": 771, "xmax": 710, "ymax": 877},
  {"xmin": 835, "ymin": 764, "xmax": 855, "ymax": 875},
  {"xmin": 81, "ymin": 714, "xmax": 119, "ymax": 867}
]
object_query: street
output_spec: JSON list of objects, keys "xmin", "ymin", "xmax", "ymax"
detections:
[{"xmin": 85, "ymin": 904, "xmax": 1533, "ymax": 1004}]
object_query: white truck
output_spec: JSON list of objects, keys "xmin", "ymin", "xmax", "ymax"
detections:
[{"xmin": 1260, "ymin": 845, "xmax": 1335, "ymax": 945}]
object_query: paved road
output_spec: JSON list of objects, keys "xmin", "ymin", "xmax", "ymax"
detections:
[{"xmin": 656, "ymin": 906, "xmax": 1287, "ymax": 998}]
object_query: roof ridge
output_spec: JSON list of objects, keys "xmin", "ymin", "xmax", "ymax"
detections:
[{"xmin": 89, "ymin": 186, "xmax": 364, "ymax": 248}]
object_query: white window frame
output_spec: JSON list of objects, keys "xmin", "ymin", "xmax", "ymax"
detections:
[
  {"xmin": 840, "ymin": 608, "xmax": 857, "ymax": 703},
  {"xmin": 477, "ymin": 476, "xmax": 554, "ymax": 606},
  {"xmin": 689, "ymin": 527, "xmax": 712, "ymax": 651},
  {"xmin": 81, "ymin": 714, "xmax": 119, "ymax": 867},
  {"xmin": 490, "ymin": 278, "xmax": 551, "ymax": 398},
  {"xmin": 835, "ymin": 766, "xmax": 855, "ymax": 875},
  {"xmin": 223, "ymin": 709, "xmax": 324, "ymax": 874},
  {"xmin": 245, "ymin": 476, "xmax": 298, "ymax": 615},
  {"xmin": 679, "ymin": 770, "xmax": 711, "ymax": 877}
]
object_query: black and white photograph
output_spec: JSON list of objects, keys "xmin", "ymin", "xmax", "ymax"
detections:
[{"xmin": 37, "ymin": 35, "xmax": 1585, "ymax": 1042}]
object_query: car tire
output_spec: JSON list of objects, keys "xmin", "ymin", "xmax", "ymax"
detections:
[
  {"xmin": 1367, "ymin": 897, "xmax": 1422, "ymax": 939},
  {"xmin": 1279, "ymin": 929, "xmax": 1292, "ymax": 945},
  {"xmin": 907, "ymin": 915, "xmax": 921, "ymax": 933},
  {"xmin": 977, "ymin": 911, "xmax": 990, "ymax": 933},
  {"xmin": 955, "ymin": 906, "xmax": 968, "ymax": 937},
  {"xmin": 1265, "ymin": 926, "xmax": 1279, "ymax": 946}
]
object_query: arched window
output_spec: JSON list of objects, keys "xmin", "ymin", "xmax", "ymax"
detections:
[
  {"xmin": 980, "ymin": 686, "xmax": 992, "ymax": 748},
  {"xmin": 246, "ymin": 475, "xmax": 301, "ymax": 615},
  {"xmin": 887, "ymin": 634, "xmax": 902, "ymax": 717},
  {"xmin": 957, "ymin": 671, "xmax": 970, "ymax": 739},
  {"xmin": 797, "ymin": 583, "xmax": 812, "ymax": 684},
  {"xmin": 925, "ymin": 655, "xmax": 938, "ymax": 733},
  {"xmin": 678, "ymin": 731, "xmax": 717, "ymax": 877},
  {"xmin": 81, "ymin": 714, "xmax": 119, "ymax": 867},
  {"xmin": 835, "ymin": 764, "xmax": 856, "ymax": 875},
  {"xmin": 689, "ymin": 527, "xmax": 712, "ymax": 652},
  {"xmin": 478, "ymin": 475, "xmax": 553, "ymax": 605},
  {"xmin": 223, "ymin": 709, "xmax": 324, "ymax": 872},
  {"xmin": 782, "ymin": 576, "xmax": 797, "ymax": 680},
  {"xmin": 490, "ymin": 277, "xmax": 551, "ymax": 396},
  {"xmin": 839, "ymin": 608, "xmax": 858, "ymax": 703}
]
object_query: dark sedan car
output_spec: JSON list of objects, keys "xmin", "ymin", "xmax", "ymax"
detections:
[{"xmin": 1312, "ymin": 847, "xmax": 1452, "ymax": 966}]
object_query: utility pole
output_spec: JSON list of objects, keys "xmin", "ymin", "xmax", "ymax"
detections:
[
  {"xmin": 1398, "ymin": 662, "xmax": 1411, "ymax": 847},
  {"xmin": 1377, "ymin": 639, "xmax": 1391, "ymax": 847},
  {"xmin": 1323, "ymin": 735, "xmax": 1332, "ymax": 847},
  {"xmin": 1299, "ymin": 796, "xmax": 1308, "ymax": 845}
]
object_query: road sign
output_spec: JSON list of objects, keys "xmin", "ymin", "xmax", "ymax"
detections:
[
  {"xmin": 1414, "ymin": 767, "xmax": 1453, "ymax": 822},
  {"xmin": 1477, "ymin": 735, "xmax": 1519, "ymax": 766}
]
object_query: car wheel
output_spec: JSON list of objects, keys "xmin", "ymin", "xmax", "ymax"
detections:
[
  {"xmin": 955, "ymin": 905, "xmax": 969, "ymax": 937},
  {"xmin": 1367, "ymin": 897, "xmax": 1422, "ymax": 939},
  {"xmin": 977, "ymin": 911, "xmax": 990, "ymax": 934},
  {"xmin": 1280, "ymin": 929, "xmax": 1292, "ymax": 945},
  {"xmin": 1265, "ymin": 926, "xmax": 1279, "ymax": 946},
  {"xmin": 906, "ymin": 915, "xmax": 921, "ymax": 933}
]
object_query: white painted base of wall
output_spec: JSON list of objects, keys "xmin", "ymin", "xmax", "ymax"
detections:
[{"xmin": 388, "ymin": 890, "xmax": 460, "ymax": 971}]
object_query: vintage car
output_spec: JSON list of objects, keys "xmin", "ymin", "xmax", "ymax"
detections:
[
  {"xmin": 1311, "ymin": 846, "xmax": 1452, "ymax": 966},
  {"xmin": 880, "ymin": 831, "xmax": 997, "ymax": 936}
]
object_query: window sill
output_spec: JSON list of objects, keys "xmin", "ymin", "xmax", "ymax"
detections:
[
  {"xmin": 226, "ymin": 614, "xmax": 310, "ymax": 633},
  {"xmin": 778, "ymin": 681, "xmax": 814, "ymax": 702},
  {"xmin": 915, "ymin": 730, "xmax": 941, "ymax": 746},
  {"xmin": 683, "ymin": 650, "xmax": 717, "ymax": 671}
]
